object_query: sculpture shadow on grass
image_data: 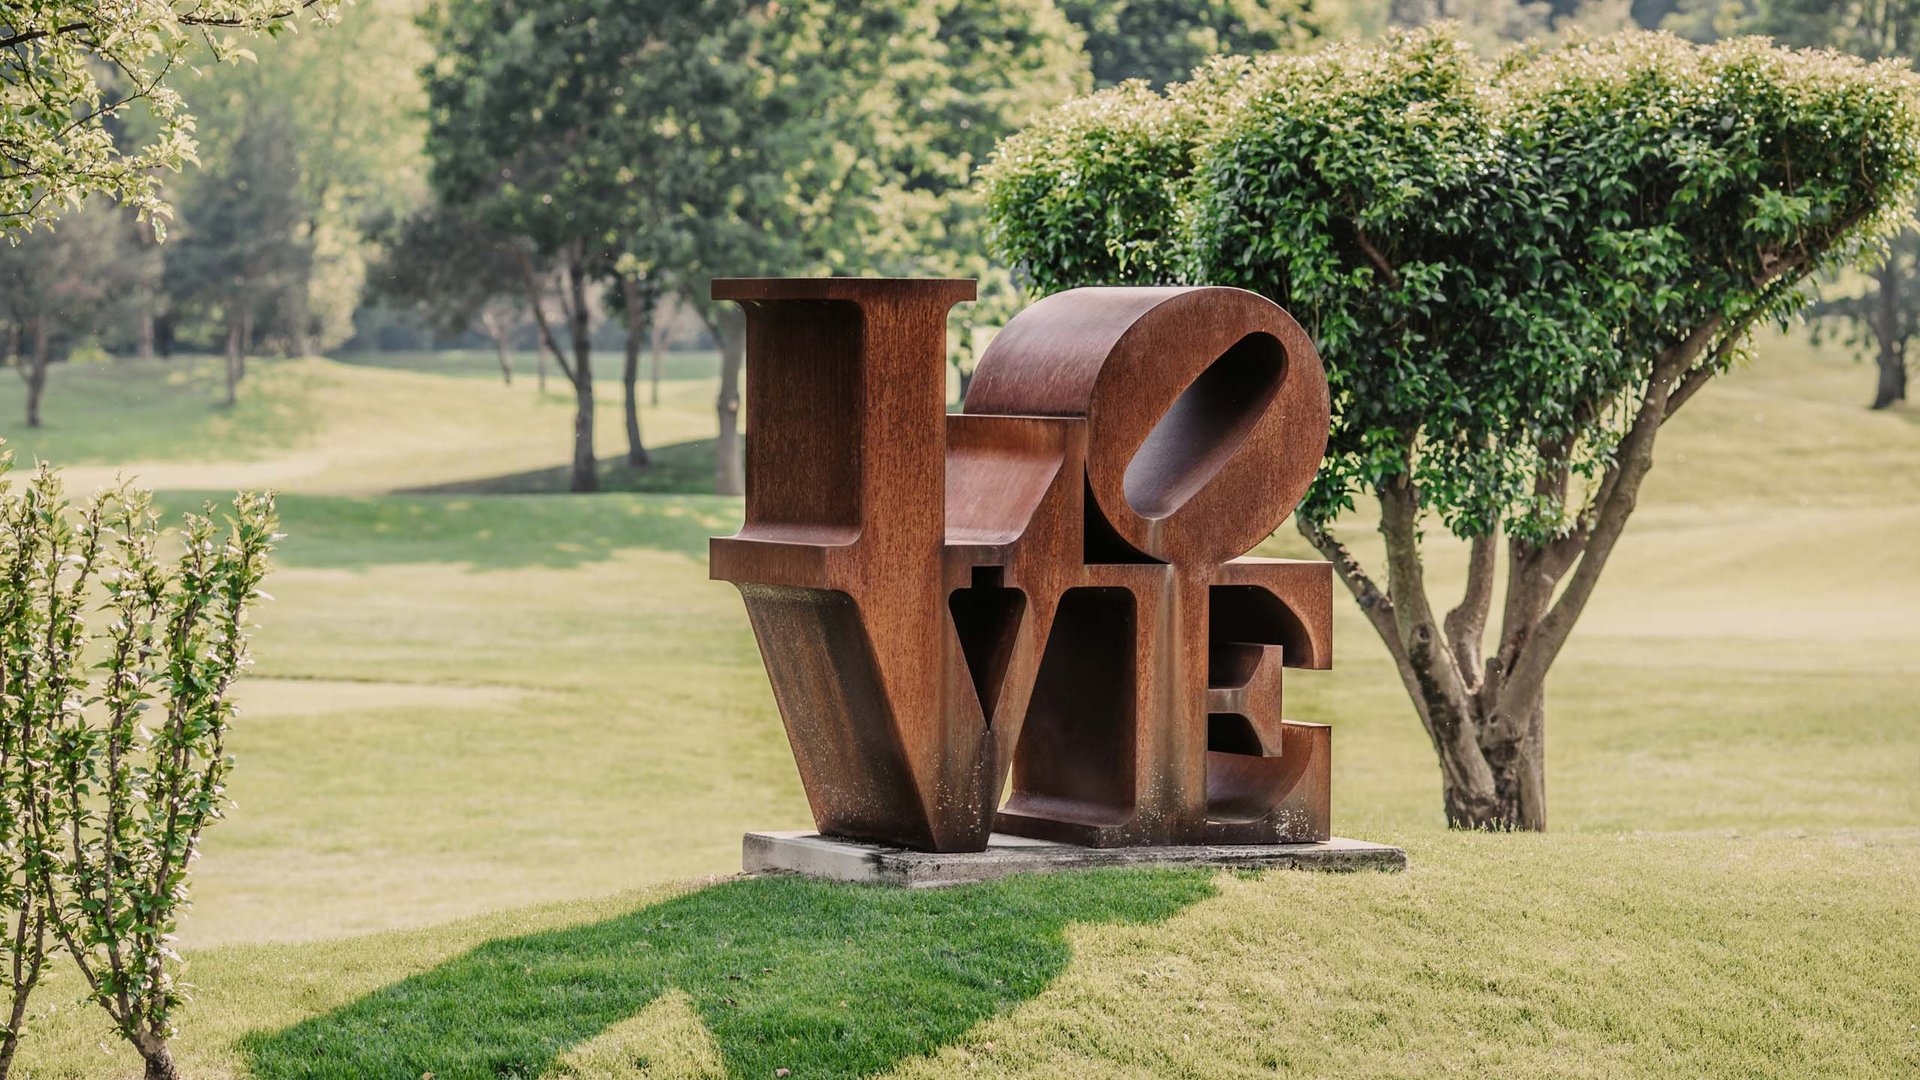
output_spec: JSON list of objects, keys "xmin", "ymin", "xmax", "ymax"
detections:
[{"xmin": 242, "ymin": 869, "xmax": 1216, "ymax": 1080}]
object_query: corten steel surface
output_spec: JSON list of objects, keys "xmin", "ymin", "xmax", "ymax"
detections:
[{"xmin": 711, "ymin": 278, "xmax": 1335, "ymax": 852}]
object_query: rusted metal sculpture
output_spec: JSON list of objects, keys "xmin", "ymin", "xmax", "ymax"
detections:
[{"xmin": 711, "ymin": 278, "xmax": 1334, "ymax": 853}]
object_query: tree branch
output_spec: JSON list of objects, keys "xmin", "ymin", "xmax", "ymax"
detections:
[
  {"xmin": 1498, "ymin": 319, "xmax": 1723, "ymax": 710},
  {"xmin": 0, "ymin": 22, "xmax": 89, "ymax": 50},
  {"xmin": 1298, "ymin": 517, "xmax": 1399, "ymax": 655},
  {"xmin": 1445, "ymin": 531, "xmax": 1496, "ymax": 693},
  {"xmin": 514, "ymin": 250, "xmax": 578, "ymax": 385},
  {"xmin": 1377, "ymin": 474, "xmax": 1474, "ymax": 715},
  {"xmin": 1352, "ymin": 226, "xmax": 1399, "ymax": 288}
]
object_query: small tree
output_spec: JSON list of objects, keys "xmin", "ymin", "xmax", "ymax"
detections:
[
  {"xmin": 0, "ymin": 454, "xmax": 276, "ymax": 1079},
  {"xmin": 38, "ymin": 486, "xmax": 278, "ymax": 1080},
  {"xmin": 1809, "ymin": 230, "xmax": 1917, "ymax": 408},
  {"xmin": 163, "ymin": 109, "xmax": 312, "ymax": 405},
  {"xmin": 986, "ymin": 29, "xmax": 1920, "ymax": 829}
]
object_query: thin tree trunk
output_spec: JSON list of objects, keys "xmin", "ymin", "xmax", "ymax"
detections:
[
  {"xmin": 224, "ymin": 319, "xmax": 242, "ymax": 407},
  {"xmin": 620, "ymin": 275, "xmax": 652, "ymax": 468},
  {"xmin": 649, "ymin": 317, "xmax": 667, "ymax": 406},
  {"xmin": 1872, "ymin": 261, "xmax": 1906, "ymax": 409},
  {"xmin": 136, "ymin": 309, "xmax": 155, "ymax": 363},
  {"xmin": 714, "ymin": 309, "xmax": 745, "ymax": 496},
  {"xmin": 489, "ymin": 328, "xmax": 513, "ymax": 386},
  {"xmin": 565, "ymin": 250, "xmax": 598, "ymax": 494},
  {"xmin": 24, "ymin": 317, "xmax": 49, "ymax": 428},
  {"xmin": 0, "ymin": 912, "xmax": 43, "ymax": 1080}
]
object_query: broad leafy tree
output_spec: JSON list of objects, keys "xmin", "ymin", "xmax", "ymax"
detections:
[
  {"xmin": 162, "ymin": 110, "xmax": 310, "ymax": 406},
  {"xmin": 0, "ymin": 0, "xmax": 339, "ymax": 235},
  {"xmin": 421, "ymin": 0, "xmax": 1086, "ymax": 493},
  {"xmin": 178, "ymin": 0, "xmax": 430, "ymax": 355},
  {"xmin": 986, "ymin": 29, "xmax": 1920, "ymax": 829},
  {"xmin": 418, "ymin": 0, "xmax": 893, "ymax": 491}
]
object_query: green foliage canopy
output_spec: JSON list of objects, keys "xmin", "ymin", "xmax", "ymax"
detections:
[{"xmin": 987, "ymin": 29, "xmax": 1920, "ymax": 542}]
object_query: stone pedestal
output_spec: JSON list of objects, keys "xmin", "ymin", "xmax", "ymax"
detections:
[{"xmin": 743, "ymin": 830, "xmax": 1405, "ymax": 888}]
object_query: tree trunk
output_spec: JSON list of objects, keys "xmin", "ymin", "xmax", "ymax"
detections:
[
  {"xmin": 1874, "ymin": 352, "xmax": 1908, "ymax": 408},
  {"xmin": 224, "ymin": 317, "xmax": 243, "ymax": 407},
  {"xmin": 1872, "ymin": 260, "xmax": 1907, "ymax": 409},
  {"xmin": 136, "ymin": 308, "xmax": 155, "ymax": 363},
  {"xmin": 565, "ymin": 251, "xmax": 598, "ymax": 494},
  {"xmin": 24, "ymin": 317, "xmax": 49, "ymax": 428},
  {"xmin": 620, "ymin": 275, "xmax": 652, "ymax": 468},
  {"xmin": 489, "ymin": 328, "xmax": 513, "ymax": 386},
  {"xmin": 649, "ymin": 317, "xmax": 667, "ymax": 406},
  {"xmin": 239, "ymin": 309, "xmax": 252, "ymax": 379},
  {"xmin": 139, "ymin": 1042, "xmax": 180, "ymax": 1080},
  {"xmin": 715, "ymin": 309, "xmax": 745, "ymax": 496}
]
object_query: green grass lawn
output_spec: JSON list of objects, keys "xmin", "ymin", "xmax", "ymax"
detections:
[{"xmin": 0, "ymin": 333, "xmax": 1914, "ymax": 1078}]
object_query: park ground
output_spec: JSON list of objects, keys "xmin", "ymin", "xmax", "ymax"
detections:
[{"xmin": 0, "ymin": 333, "xmax": 1914, "ymax": 1078}]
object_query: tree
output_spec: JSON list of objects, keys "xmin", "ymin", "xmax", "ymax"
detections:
[
  {"xmin": 417, "ymin": 0, "xmax": 1075, "ymax": 493},
  {"xmin": 0, "ymin": 201, "xmax": 155, "ymax": 425},
  {"xmin": 419, "ymin": 0, "xmax": 709, "ymax": 492},
  {"xmin": 0, "ymin": 0, "xmax": 339, "ymax": 235},
  {"xmin": 161, "ymin": 109, "xmax": 310, "ymax": 406},
  {"xmin": 179, "ymin": 0, "xmax": 431, "ymax": 356},
  {"xmin": 615, "ymin": 274, "xmax": 659, "ymax": 467},
  {"xmin": 986, "ymin": 29, "xmax": 1920, "ymax": 829}
]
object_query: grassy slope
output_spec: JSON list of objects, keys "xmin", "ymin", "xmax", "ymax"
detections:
[{"xmin": 0, "ymin": 337, "xmax": 1913, "ymax": 1078}]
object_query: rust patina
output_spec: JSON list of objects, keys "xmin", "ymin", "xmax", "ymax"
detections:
[{"xmin": 711, "ymin": 278, "xmax": 1334, "ymax": 852}]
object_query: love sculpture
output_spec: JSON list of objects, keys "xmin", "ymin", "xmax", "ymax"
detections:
[{"xmin": 712, "ymin": 278, "xmax": 1335, "ymax": 854}]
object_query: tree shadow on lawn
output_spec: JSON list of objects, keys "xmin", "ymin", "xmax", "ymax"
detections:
[
  {"xmin": 399, "ymin": 438, "xmax": 718, "ymax": 497},
  {"xmin": 243, "ymin": 869, "xmax": 1214, "ymax": 1080}
]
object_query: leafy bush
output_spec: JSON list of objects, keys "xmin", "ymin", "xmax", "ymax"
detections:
[{"xmin": 0, "ymin": 454, "xmax": 277, "ymax": 1080}]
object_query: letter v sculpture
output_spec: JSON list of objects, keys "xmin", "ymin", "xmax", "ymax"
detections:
[{"xmin": 712, "ymin": 278, "xmax": 1403, "ymax": 881}]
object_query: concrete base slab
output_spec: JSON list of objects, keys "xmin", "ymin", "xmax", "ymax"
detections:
[{"xmin": 743, "ymin": 830, "xmax": 1406, "ymax": 887}]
